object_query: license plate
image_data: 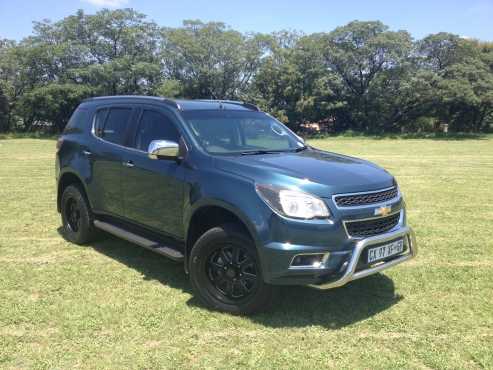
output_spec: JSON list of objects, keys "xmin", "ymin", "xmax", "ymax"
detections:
[{"xmin": 367, "ymin": 239, "xmax": 404, "ymax": 263}]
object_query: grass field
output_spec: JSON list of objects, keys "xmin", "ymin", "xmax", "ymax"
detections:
[{"xmin": 1, "ymin": 136, "xmax": 492, "ymax": 369}]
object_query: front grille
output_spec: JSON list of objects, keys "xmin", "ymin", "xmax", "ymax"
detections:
[
  {"xmin": 345, "ymin": 212, "xmax": 400, "ymax": 238},
  {"xmin": 335, "ymin": 187, "xmax": 398, "ymax": 207}
]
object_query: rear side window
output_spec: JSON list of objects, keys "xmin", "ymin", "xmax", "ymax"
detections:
[
  {"xmin": 134, "ymin": 110, "xmax": 179, "ymax": 151},
  {"xmin": 93, "ymin": 109, "xmax": 108, "ymax": 138},
  {"xmin": 97, "ymin": 108, "xmax": 132, "ymax": 145},
  {"xmin": 64, "ymin": 108, "xmax": 89, "ymax": 134}
]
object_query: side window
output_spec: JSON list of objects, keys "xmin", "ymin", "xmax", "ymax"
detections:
[
  {"xmin": 101, "ymin": 108, "xmax": 132, "ymax": 145},
  {"xmin": 134, "ymin": 110, "xmax": 179, "ymax": 151},
  {"xmin": 64, "ymin": 108, "xmax": 89, "ymax": 134},
  {"xmin": 93, "ymin": 108, "xmax": 108, "ymax": 138}
]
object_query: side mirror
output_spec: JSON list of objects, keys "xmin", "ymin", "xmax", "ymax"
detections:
[{"xmin": 148, "ymin": 140, "xmax": 179, "ymax": 160}]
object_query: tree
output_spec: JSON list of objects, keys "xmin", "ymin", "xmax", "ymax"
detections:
[
  {"xmin": 250, "ymin": 31, "xmax": 343, "ymax": 130},
  {"xmin": 319, "ymin": 21, "xmax": 414, "ymax": 132},
  {"xmin": 19, "ymin": 84, "xmax": 93, "ymax": 132},
  {"xmin": 417, "ymin": 33, "xmax": 475, "ymax": 71},
  {"xmin": 250, "ymin": 31, "xmax": 304, "ymax": 124},
  {"xmin": 0, "ymin": 40, "xmax": 12, "ymax": 132},
  {"xmin": 416, "ymin": 34, "xmax": 493, "ymax": 131},
  {"xmin": 0, "ymin": 39, "xmax": 25, "ymax": 131},
  {"xmin": 161, "ymin": 20, "xmax": 269, "ymax": 99},
  {"xmin": 29, "ymin": 9, "xmax": 163, "ymax": 95},
  {"xmin": 437, "ymin": 58, "xmax": 493, "ymax": 131},
  {"xmin": 1, "ymin": 10, "xmax": 492, "ymax": 134},
  {"xmin": 0, "ymin": 86, "xmax": 8, "ymax": 132}
]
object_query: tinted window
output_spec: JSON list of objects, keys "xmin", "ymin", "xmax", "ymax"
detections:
[
  {"xmin": 64, "ymin": 108, "xmax": 89, "ymax": 134},
  {"xmin": 102, "ymin": 108, "xmax": 132, "ymax": 145},
  {"xmin": 182, "ymin": 111, "xmax": 303, "ymax": 154},
  {"xmin": 93, "ymin": 108, "xmax": 108, "ymax": 138},
  {"xmin": 134, "ymin": 110, "xmax": 179, "ymax": 151}
]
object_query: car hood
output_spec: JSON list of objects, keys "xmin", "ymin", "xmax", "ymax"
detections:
[{"xmin": 214, "ymin": 148, "xmax": 394, "ymax": 197}]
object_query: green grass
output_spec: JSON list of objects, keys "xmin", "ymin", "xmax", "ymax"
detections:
[{"xmin": 1, "ymin": 137, "xmax": 492, "ymax": 369}]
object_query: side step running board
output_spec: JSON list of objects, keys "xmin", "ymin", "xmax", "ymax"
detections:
[{"xmin": 93, "ymin": 220, "xmax": 184, "ymax": 262}]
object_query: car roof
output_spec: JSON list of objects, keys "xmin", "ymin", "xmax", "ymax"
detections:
[{"xmin": 81, "ymin": 96, "xmax": 260, "ymax": 112}]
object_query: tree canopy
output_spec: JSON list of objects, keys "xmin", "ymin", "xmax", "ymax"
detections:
[{"xmin": 0, "ymin": 9, "xmax": 492, "ymax": 133}]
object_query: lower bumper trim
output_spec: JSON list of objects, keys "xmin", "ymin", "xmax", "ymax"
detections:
[{"xmin": 310, "ymin": 226, "xmax": 417, "ymax": 290}]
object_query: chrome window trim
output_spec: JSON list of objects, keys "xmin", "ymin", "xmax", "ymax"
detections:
[
  {"xmin": 331, "ymin": 186, "xmax": 401, "ymax": 209},
  {"xmin": 343, "ymin": 209, "xmax": 403, "ymax": 239},
  {"xmin": 90, "ymin": 107, "xmax": 188, "ymax": 156},
  {"xmin": 91, "ymin": 113, "xmax": 145, "ymax": 154}
]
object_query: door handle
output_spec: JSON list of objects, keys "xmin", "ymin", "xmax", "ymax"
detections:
[
  {"xmin": 82, "ymin": 150, "xmax": 92, "ymax": 156},
  {"xmin": 122, "ymin": 160, "xmax": 135, "ymax": 168}
]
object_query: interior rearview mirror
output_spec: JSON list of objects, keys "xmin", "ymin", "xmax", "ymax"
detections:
[{"xmin": 148, "ymin": 140, "xmax": 179, "ymax": 160}]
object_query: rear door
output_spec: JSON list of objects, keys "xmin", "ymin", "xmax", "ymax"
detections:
[
  {"xmin": 121, "ymin": 106, "xmax": 185, "ymax": 237},
  {"xmin": 88, "ymin": 105, "xmax": 135, "ymax": 217}
]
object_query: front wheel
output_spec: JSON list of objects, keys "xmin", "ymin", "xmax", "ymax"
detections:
[
  {"xmin": 61, "ymin": 185, "xmax": 98, "ymax": 244},
  {"xmin": 189, "ymin": 224, "xmax": 273, "ymax": 315}
]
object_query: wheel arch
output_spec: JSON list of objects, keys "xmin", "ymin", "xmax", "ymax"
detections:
[
  {"xmin": 184, "ymin": 200, "xmax": 260, "ymax": 273},
  {"xmin": 57, "ymin": 171, "xmax": 90, "ymax": 212}
]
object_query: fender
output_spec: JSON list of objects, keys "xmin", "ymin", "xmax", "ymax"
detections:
[
  {"xmin": 57, "ymin": 169, "xmax": 92, "ymax": 212},
  {"xmin": 183, "ymin": 196, "xmax": 269, "ymax": 274},
  {"xmin": 185, "ymin": 197, "xmax": 260, "ymax": 246}
]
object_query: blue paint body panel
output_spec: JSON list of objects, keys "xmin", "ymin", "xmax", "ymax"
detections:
[{"xmin": 56, "ymin": 96, "xmax": 407, "ymax": 286}]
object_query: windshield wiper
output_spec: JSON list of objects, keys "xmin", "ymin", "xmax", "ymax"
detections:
[
  {"xmin": 240, "ymin": 146, "xmax": 308, "ymax": 155},
  {"xmin": 240, "ymin": 150, "xmax": 281, "ymax": 155}
]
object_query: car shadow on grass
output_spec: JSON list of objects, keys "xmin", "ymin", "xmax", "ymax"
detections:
[
  {"xmin": 251, "ymin": 276, "xmax": 402, "ymax": 329},
  {"xmin": 78, "ymin": 231, "xmax": 402, "ymax": 329}
]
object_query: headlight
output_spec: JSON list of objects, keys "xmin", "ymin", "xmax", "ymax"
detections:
[{"xmin": 255, "ymin": 184, "xmax": 330, "ymax": 219}]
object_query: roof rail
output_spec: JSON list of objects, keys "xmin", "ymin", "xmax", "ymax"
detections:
[
  {"xmin": 80, "ymin": 96, "xmax": 258, "ymax": 111},
  {"xmin": 161, "ymin": 98, "xmax": 181, "ymax": 110},
  {"xmin": 196, "ymin": 99, "xmax": 260, "ymax": 111},
  {"xmin": 81, "ymin": 95, "xmax": 182, "ymax": 110},
  {"xmin": 241, "ymin": 102, "xmax": 260, "ymax": 111},
  {"xmin": 82, "ymin": 95, "xmax": 157, "ymax": 102}
]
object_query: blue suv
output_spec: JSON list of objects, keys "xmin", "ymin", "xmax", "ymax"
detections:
[{"xmin": 56, "ymin": 96, "xmax": 417, "ymax": 314}]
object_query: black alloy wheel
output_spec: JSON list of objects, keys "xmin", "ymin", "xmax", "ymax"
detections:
[
  {"xmin": 206, "ymin": 244, "xmax": 258, "ymax": 300},
  {"xmin": 65, "ymin": 197, "xmax": 82, "ymax": 233},
  {"xmin": 189, "ymin": 224, "xmax": 273, "ymax": 315},
  {"xmin": 61, "ymin": 185, "xmax": 98, "ymax": 244}
]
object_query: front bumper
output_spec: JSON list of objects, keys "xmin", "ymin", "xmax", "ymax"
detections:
[{"xmin": 310, "ymin": 226, "xmax": 417, "ymax": 289}]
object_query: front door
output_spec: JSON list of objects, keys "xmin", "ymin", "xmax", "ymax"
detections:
[{"xmin": 121, "ymin": 107, "xmax": 185, "ymax": 238}]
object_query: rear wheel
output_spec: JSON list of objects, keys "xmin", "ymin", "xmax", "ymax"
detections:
[
  {"xmin": 189, "ymin": 224, "xmax": 273, "ymax": 315},
  {"xmin": 61, "ymin": 185, "xmax": 98, "ymax": 244}
]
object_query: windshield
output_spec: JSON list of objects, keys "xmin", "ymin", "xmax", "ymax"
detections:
[{"xmin": 181, "ymin": 110, "xmax": 305, "ymax": 155}]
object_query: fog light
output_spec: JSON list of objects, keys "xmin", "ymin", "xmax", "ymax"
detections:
[{"xmin": 290, "ymin": 253, "xmax": 327, "ymax": 268}]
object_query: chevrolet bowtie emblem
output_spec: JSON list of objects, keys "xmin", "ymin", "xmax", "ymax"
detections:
[{"xmin": 375, "ymin": 205, "xmax": 392, "ymax": 217}]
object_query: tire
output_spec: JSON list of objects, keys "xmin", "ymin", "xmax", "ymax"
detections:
[
  {"xmin": 61, "ymin": 184, "xmax": 98, "ymax": 245},
  {"xmin": 189, "ymin": 224, "xmax": 273, "ymax": 315}
]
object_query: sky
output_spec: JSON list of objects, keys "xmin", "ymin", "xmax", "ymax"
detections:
[{"xmin": 0, "ymin": 0, "xmax": 492, "ymax": 41}]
